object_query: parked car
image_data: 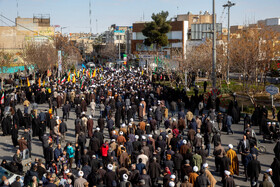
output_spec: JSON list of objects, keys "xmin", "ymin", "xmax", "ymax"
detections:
[
  {"xmin": 0, "ymin": 166, "xmax": 24, "ymax": 186},
  {"xmin": 86, "ymin": 62, "xmax": 96, "ymax": 68}
]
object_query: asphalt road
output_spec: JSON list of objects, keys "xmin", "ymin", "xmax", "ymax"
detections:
[{"xmin": 0, "ymin": 103, "xmax": 276, "ymax": 187}]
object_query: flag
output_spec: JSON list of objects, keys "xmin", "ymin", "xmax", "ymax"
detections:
[
  {"xmin": 92, "ymin": 69, "xmax": 96, "ymax": 78},
  {"xmin": 77, "ymin": 71, "xmax": 80, "ymax": 78},
  {"xmin": 27, "ymin": 78, "xmax": 30, "ymax": 87},
  {"xmin": 83, "ymin": 68, "xmax": 85, "ymax": 75},
  {"xmin": 80, "ymin": 77, "xmax": 84, "ymax": 89},
  {"xmin": 82, "ymin": 64, "xmax": 86, "ymax": 69},
  {"xmin": 67, "ymin": 75, "xmax": 70, "ymax": 82},
  {"xmin": 72, "ymin": 75, "xmax": 76, "ymax": 83},
  {"xmin": 61, "ymin": 77, "xmax": 66, "ymax": 83},
  {"xmin": 0, "ymin": 93, "xmax": 4, "ymax": 104},
  {"xmin": 43, "ymin": 80, "xmax": 45, "ymax": 86},
  {"xmin": 141, "ymin": 69, "xmax": 144, "ymax": 75},
  {"xmin": 20, "ymin": 79, "xmax": 22, "ymax": 87},
  {"xmin": 38, "ymin": 78, "xmax": 41, "ymax": 87}
]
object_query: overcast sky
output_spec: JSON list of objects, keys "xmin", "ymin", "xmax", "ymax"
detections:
[{"xmin": 0, "ymin": 0, "xmax": 279, "ymax": 34}]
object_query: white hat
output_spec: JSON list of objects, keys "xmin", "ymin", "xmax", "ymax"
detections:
[
  {"xmin": 123, "ymin": 174, "xmax": 128, "ymax": 180},
  {"xmin": 149, "ymin": 108, "xmax": 153, "ymax": 111},
  {"xmin": 203, "ymin": 163, "xmax": 208, "ymax": 168},
  {"xmin": 228, "ymin": 144, "xmax": 233, "ymax": 149},
  {"xmin": 121, "ymin": 123, "xmax": 126, "ymax": 128},
  {"xmin": 193, "ymin": 166, "xmax": 198, "ymax": 172},
  {"xmin": 96, "ymin": 127, "xmax": 100, "ymax": 131},
  {"xmin": 78, "ymin": 171, "xmax": 84, "ymax": 177},
  {"xmin": 148, "ymin": 134, "xmax": 152, "ymax": 138},
  {"xmin": 120, "ymin": 131, "xmax": 124, "ymax": 135},
  {"xmin": 141, "ymin": 98, "xmax": 144, "ymax": 101},
  {"xmin": 89, "ymin": 115, "xmax": 92, "ymax": 119},
  {"xmin": 130, "ymin": 118, "xmax": 134, "ymax": 122},
  {"xmin": 170, "ymin": 174, "xmax": 176, "ymax": 179},
  {"xmin": 224, "ymin": 170, "xmax": 230, "ymax": 176},
  {"xmin": 64, "ymin": 169, "xmax": 69, "ymax": 174},
  {"xmin": 112, "ymin": 130, "xmax": 116, "ymax": 134},
  {"xmin": 56, "ymin": 116, "xmax": 59, "ymax": 120},
  {"xmin": 135, "ymin": 135, "xmax": 139, "ymax": 139},
  {"xmin": 111, "ymin": 139, "xmax": 115, "ymax": 142},
  {"xmin": 82, "ymin": 111, "xmax": 85, "ymax": 115},
  {"xmin": 266, "ymin": 168, "xmax": 272, "ymax": 173},
  {"xmin": 267, "ymin": 122, "xmax": 271, "ymax": 124},
  {"xmin": 183, "ymin": 140, "xmax": 187, "ymax": 145},
  {"xmin": 107, "ymin": 164, "xmax": 113, "ymax": 170},
  {"xmin": 169, "ymin": 181, "xmax": 175, "ymax": 187},
  {"xmin": 92, "ymin": 155, "xmax": 96, "ymax": 158},
  {"xmin": 142, "ymin": 136, "xmax": 146, "ymax": 140},
  {"xmin": 146, "ymin": 123, "xmax": 150, "ymax": 126},
  {"xmin": 272, "ymin": 122, "xmax": 276, "ymax": 125}
]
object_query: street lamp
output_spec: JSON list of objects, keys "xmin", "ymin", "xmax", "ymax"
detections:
[
  {"xmin": 223, "ymin": 1, "xmax": 236, "ymax": 83},
  {"xmin": 212, "ymin": 0, "xmax": 216, "ymax": 89},
  {"xmin": 61, "ymin": 26, "xmax": 68, "ymax": 35}
]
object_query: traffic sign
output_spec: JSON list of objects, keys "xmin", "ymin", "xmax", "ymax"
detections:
[{"xmin": 266, "ymin": 85, "xmax": 279, "ymax": 95}]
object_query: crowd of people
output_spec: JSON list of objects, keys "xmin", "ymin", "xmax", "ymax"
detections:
[{"xmin": 0, "ymin": 67, "xmax": 279, "ymax": 187}]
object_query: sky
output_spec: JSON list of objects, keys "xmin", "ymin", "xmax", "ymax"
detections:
[{"xmin": 0, "ymin": 0, "xmax": 279, "ymax": 34}]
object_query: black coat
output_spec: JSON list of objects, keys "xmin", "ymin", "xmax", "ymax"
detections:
[
  {"xmin": 195, "ymin": 173, "xmax": 210, "ymax": 187},
  {"xmin": 59, "ymin": 122, "xmax": 67, "ymax": 133},
  {"xmin": 220, "ymin": 156, "xmax": 231, "ymax": 177},
  {"xmin": 247, "ymin": 159, "xmax": 261, "ymax": 178},
  {"xmin": 270, "ymin": 157, "xmax": 280, "ymax": 185},
  {"xmin": 148, "ymin": 161, "xmax": 161, "ymax": 179},
  {"xmin": 173, "ymin": 153, "xmax": 183, "ymax": 170},
  {"xmin": 44, "ymin": 146, "xmax": 53, "ymax": 162},
  {"xmin": 104, "ymin": 171, "xmax": 118, "ymax": 187}
]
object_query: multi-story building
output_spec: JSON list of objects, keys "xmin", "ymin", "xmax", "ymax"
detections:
[
  {"xmin": 132, "ymin": 21, "xmax": 189, "ymax": 59},
  {"xmin": 103, "ymin": 25, "xmax": 133, "ymax": 56},
  {"xmin": 0, "ymin": 15, "xmax": 55, "ymax": 52}
]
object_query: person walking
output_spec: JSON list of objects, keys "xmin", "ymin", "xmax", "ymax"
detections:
[{"xmin": 247, "ymin": 154, "xmax": 261, "ymax": 187}]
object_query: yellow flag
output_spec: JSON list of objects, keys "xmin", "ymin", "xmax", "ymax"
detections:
[
  {"xmin": 93, "ymin": 69, "xmax": 96, "ymax": 78},
  {"xmin": 72, "ymin": 75, "xmax": 76, "ymax": 83},
  {"xmin": 77, "ymin": 71, "xmax": 80, "ymax": 78},
  {"xmin": 67, "ymin": 75, "xmax": 70, "ymax": 82},
  {"xmin": 83, "ymin": 69, "xmax": 85, "ymax": 75},
  {"xmin": 43, "ymin": 80, "xmax": 45, "ymax": 86},
  {"xmin": 38, "ymin": 78, "xmax": 41, "ymax": 87},
  {"xmin": 27, "ymin": 78, "xmax": 30, "ymax": 87},
  {"xmin": 141, "ymin": 69, "xmax": 144, "ymax": 75}
]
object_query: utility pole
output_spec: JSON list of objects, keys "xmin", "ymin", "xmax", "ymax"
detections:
[
  {"xmin": 89, "ymin": 0, "xmax": 92, "ymax": 34},
  {"xmin": 212, "ymin": 0, "xmax": 216, "ymax": 88},
  {"xmin": 223, "ymin": 1, "xmax": 235, "ymax": 83}
]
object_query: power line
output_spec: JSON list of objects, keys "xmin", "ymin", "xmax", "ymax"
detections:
[{"xmin": 0, "ymin": 14, "xmax": 52, "ymax": 39}]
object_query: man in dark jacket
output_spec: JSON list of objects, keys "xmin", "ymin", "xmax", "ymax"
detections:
[
  {"xmin": 44, "ymin": 143, "xmax": 53, "ymax": 168},
  {"xmin": 104, "ymin": 164, "xmax": 118, "ymax": 187},
  {"xmin": 247, "ymin": 154, "xmax": 261, "ymax": 187},
  {"xmin": 223, "ymin": 170, "xmax": 235, "ymax": 187},
  {"xmin": 194, "ymin": 169, "xmax": 210, "ymax": 187},
  {"xmin": 59, "ymin": 120, "xmax": 67, "ymax": 143},
  {"xmin": 220, "ymin": 152, "xmax": 231, "ymax": 181},
  {"xmin": 270, "ymin": 156, "xmax": 280, "ymax": 186},
  {"xmin": 24, "ymin": 165, "xmax": 38, "ymax": 186},
  {"xmin": 173, "ymin": 149, "xmax": 183, "ymax": 180},
  {"xmin": 148, "ymin": 157, "xmax": 161, "ymax": 187},
  {"xmin": 11, "ymin": 176, "xmax": 21, "ymax": 187}
]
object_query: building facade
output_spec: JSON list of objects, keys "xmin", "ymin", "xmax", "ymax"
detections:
[
  {"xmin": 0, "ymin": 15, "xmax": 55, "ymax": 52},
  {"xmin": 131, "ymin": 21, "xmax": 189, "ymax": 59}
]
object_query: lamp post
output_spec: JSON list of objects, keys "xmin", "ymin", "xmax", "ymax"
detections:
[
  {"xmin": 61, "ymin": 26, "xmax": 68, "ymax": 35},
  {"xmin": 223, "ymin": 1, "xmax": 235, "ymax": 83},
  {"xmin": 212, "ymin": 0, "xmax": 216, "ymax": 89}
]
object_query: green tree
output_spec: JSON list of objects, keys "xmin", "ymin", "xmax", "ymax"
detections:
[{"xmin": 142, "ymin": 11, "xmax": 172, "ymax": 68}]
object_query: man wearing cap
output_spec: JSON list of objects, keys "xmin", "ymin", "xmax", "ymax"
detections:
[
  {"xmin": 104, "ymin": 164, "xmax": 118, "ymax": 187},
  {"xmin": 74, "ymin": 171, "xmax": 87, "ymax": 187},
  {"xmin": 227, "ymin": 144, "xmax": 239, "ymax": 176},
  {"xmin": 265, "ymin": 168, "xmax": 274, "ymax": 187},
  {"xmin": 119, "ymin": 173, "xmax": 132, "ymax": 187},
  {"xmin": 223, "ymin": 170, "xmax": 235, "ymax": 187},
  {"xmin": 203, "ymin": 163, "xmax": 216, "ymax": 187},
  {"xmin": 189, "ymin": 166, "xmax": 199, "ymax": 185},
  {"xmin": 117, "ymin": 131, "xmax": 127, "ymax": 145}
]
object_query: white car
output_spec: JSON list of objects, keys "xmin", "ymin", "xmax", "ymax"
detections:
[
  {"xmin": 86, "ymin": 62, "xmax": 95, "ymax": 68},
  {"xmin": 0, "ymin": 166, "xmax": 24, "ymax": 186}
]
